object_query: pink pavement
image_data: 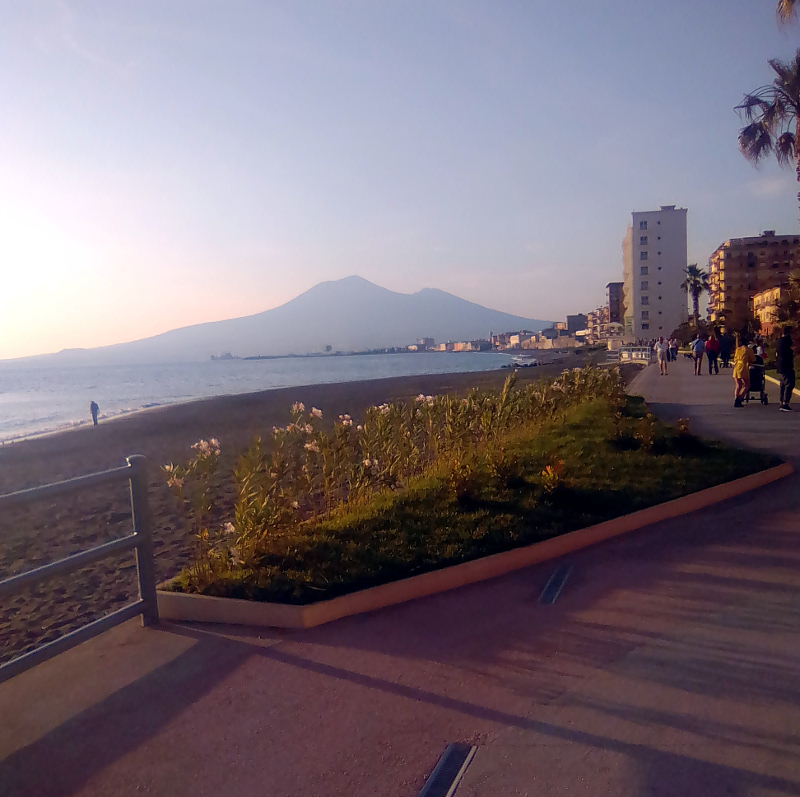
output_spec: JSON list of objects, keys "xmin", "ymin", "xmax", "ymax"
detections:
[{"xmin": 2, "ymin": 358, "xmax": 800, "ymax": 796}]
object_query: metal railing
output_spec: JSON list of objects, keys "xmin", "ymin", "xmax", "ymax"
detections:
[
  {"xmin": 618, "ymin": 345, "xmax": 653, "ymax": 362},
  {"xmin": 0, "ymin": 455, "xmax": 158, "ymax": 684}
]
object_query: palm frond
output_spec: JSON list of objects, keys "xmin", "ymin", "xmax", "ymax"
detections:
[
  {"xmin": 777, "ymin": 0, "xmax": 798, "ymax": 24},
  {"xmin": 739, "ymin": 122, "xmax": 775, "ymax": 164},
  {"xmin": 775, "ymin": 131, "xmax": 797, "ymax": 166},
  {"xmin": 735, "ymin": 92, "xmax": 773, "ymax": 122}
]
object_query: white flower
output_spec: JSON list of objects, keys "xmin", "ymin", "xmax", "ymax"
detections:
[
  {"xmin": 190, "ymin": 438, "xmax": 220, "ymax": 459},
  {"xmin": 167, "ymin": 475, "xmax": 184, "ymax": 489},
  {"xmin": 311, "ymin": 407, "xmax": 323, "ymax": 419},
  {"xmin": 415, "ymin": 394, "xmax": 426, "ymax": 403},
  {"xmin": 291, "ymin": 500, "xmax": 300, "ymax": 510},
  {"xmin": 304, "ymin": 441, "xmax": 320, "ymax": 453},
  {"xmin": 292, "ymin": 401, "xmax": 305, "ymax": 413},
  {"xmin": 356, "ymin": 425, "xmax": 363, "ymax": 432},
  {"xmin": 223, "ymin": 522, "xmax": 236, "ymax": 536},
  {"xmin": 338, "ymin": 413, "xmax": 352, "ymax": 427}
]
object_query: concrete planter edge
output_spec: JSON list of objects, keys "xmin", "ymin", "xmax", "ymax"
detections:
[{"xmin": 156, "ymin": 461, "xmax": 793, "ymax": 629}]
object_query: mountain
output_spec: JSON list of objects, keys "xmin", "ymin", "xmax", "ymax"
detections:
[{"xmin": 8, "ymin": 277, "xmax": 552, "ymax": 365}]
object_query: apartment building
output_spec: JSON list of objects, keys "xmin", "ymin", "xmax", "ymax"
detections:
[
  {"xmin": 707, "ymin": 231, "xmax": 798, "ymax": 327},
  {"xmin": 606, "ymin": 282, "xmax": 624, "ymax": 325},
  {"xmin": 586, "ymin": 306, "xmax": 609, "ymax": 343},
  {"xmin": 751, "ymin": 286, "xmax": 782, "ymax": 336},
  {"xmin": 622, "ymin": 205, "xmax": 688, "ymax": 338}
]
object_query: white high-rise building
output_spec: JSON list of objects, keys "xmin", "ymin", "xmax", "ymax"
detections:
[{"xmin": 622, "ymin": 205, "xmax": 688, "ymax": 339}]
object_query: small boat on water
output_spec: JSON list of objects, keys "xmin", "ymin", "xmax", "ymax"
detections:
[{"xmin": 500, "ymin": 355, "xmax": 539, "ymax": 368}]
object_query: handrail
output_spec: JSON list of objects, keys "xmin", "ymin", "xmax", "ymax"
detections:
[{"xmin": 0, "ymin": 455, "xmax": 158, "ymax": 684}]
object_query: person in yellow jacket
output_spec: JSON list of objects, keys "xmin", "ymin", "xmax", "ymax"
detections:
[{"xmin": 732, "ymin": 334, "xmax": 755, "ymax": 408}]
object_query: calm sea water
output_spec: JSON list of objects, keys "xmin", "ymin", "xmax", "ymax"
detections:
[{"xmin": 0, "ymin": 352, "xmax": 509, "ymax": 443}]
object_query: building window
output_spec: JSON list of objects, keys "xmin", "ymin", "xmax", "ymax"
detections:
[
  {"xmin": 641, "ymin": 311, "xmax": 649, "ymax": 320},
  {"xmin": 640, "ymin": 251, "xmax": 648, "ymax": 261},
  {"xmin": 641, "ymin": 296, "xmax": 649, "ymax": 305},
  {"xmin": 641, "ymin": 323, "xmax": 650, "ymax": 330},
  {"xmin": 640, "ymin": 236, "xmax": 648, "ymax": 245},
  {"xmin": 640, "ymin": 266, "xmax": 648, "ymax": 275},
  {"xmin": 641, "ymin": 281, "xmax": 649, "ymax": 290},
  {"xmin": 639, "ymin": 221, "xmax": 647, "ymax": 230}
]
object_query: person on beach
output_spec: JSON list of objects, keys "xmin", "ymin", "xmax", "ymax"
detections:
[
  {"xmin": 691, "ymin": 334, "xmax": 705, "ymax": 375},
  {"xmin": 90, "ymin": 401, "xmax": 99, "ymax": 426},
  {"xmin": 776, "ymin": 326, "xmax": 796, "ymax": 412},
  {"xmin": 732, "ymin": 334, "xmax": 755, "ymax": 408},
  {"xmin": 654, "ymin": 336, "xmax": 669, "ymax": 375},
  {"xmin": 705, "ymin": 333, "xmax": 720, "ymax": 375}
]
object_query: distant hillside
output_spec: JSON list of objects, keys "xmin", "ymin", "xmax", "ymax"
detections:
[{"xmin": 7, "ymin": 277, "xmax": 552, "ymax": 365}]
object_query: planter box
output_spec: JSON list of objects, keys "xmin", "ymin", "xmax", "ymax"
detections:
[{"xmin": 157, "ymin": 461, "xmax": 793, "ymax": 629}]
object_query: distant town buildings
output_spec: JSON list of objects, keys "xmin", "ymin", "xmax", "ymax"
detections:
[
  {"xmin": 566, "ymin": 314, "xmax": 587, "ymax": 334},
  {"xmin": 708, "ymin": 231, "xmax": 799, "ymax": 327},
  {"xmin": 622, "ymin": 205, "xmax": 688, "ymax": 339}
]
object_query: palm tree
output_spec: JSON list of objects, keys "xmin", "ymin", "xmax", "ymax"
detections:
[
  {"xmin": 682, "ymin": 264, "xmax": 710, "ymax": 328},
  {"xmin": 736, "ymin": 50, "xmax": 800, "ymax": 221},
  {"xmin": 778, "ymin": 0, "xmax": 798, "ymax": 23}
]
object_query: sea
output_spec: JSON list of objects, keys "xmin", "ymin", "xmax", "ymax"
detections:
[{"xmin": 0, "ymin": 352, "xmax": 511, "ymax": 443}]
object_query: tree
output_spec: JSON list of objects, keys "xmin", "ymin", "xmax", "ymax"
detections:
[
  {"xmin": 681, "ymin": 264, "xmax": 710, "ymax": 327},
  {"xmin": 775, "ymin": 269, "xmax": 800, "ymax": 331},
  {"xmin": 736, "ymin": 50, "xmax": 800, "ymax": 221}
]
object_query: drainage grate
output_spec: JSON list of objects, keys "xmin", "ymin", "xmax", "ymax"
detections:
[
  {"xmin": 418, "ymin": 743, "xmax": 477, "ymax": 797},
  {"xmin": 539, "ymin": 564, "xmax": 572, "ymax": 605}
]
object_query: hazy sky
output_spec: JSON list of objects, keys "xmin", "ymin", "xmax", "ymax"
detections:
[{"xmin": 2, "ymin": 0, "xmax": 799, "ymax": 359}]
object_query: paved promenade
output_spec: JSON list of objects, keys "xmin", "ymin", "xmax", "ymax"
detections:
[{"xmin": 2, "ymin": 358, "xmax": 800, "ymax": 796}]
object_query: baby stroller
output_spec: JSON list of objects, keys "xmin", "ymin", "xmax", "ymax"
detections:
[{"xmin": 745, "ymin": 357, "xmax": 768, "ymax": 405}]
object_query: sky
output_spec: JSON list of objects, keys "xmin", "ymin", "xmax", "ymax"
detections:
[{"xmin": 2, "ymin": 0, "xmax": 800, "ymax": 359}]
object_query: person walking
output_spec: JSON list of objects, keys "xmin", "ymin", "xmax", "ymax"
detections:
[
  {"xmin": 732, "ymin": 334, "xmax": 755, "ymax": 408},
  {"xmin": 776, "ymin": 326, "xmax": 796, "ymax": 412},
  {"xmin": 654, "ymin": 336, "xmax": 669, "ymax": 375},
  {"xmin": 89, "ymin": 401, "xmax": 99, "ymax": 426},
  {"xmin": 691, "ymin": 334, "xmax": 705, "ymax": 375},
  {"xmin": 705, "ymin": 333, "xmax": 720, "ymax": 375},
  {"xmin": 719, "ymin": 332, "xmax": 732, "ymax": 369},
  {"xmin": 668, "ymin": 337, "xmax": 679, "ymax": 362}
]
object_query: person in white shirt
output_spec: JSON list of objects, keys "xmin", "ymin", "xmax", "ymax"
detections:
[{"xmin": 654, "ymin": 336, "xmax": 669, "ymax": 375}]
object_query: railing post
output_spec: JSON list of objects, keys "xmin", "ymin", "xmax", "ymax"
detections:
[{"xmin": 127, "ymin": 455, "xmax": 159, "ymax": 627}]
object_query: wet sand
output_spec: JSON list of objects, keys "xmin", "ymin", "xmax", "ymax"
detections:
[{"xmin": 0, "ymin": 356, "xmax": 598, "ymax": 664}]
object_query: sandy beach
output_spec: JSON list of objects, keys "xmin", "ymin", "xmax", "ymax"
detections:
[{"xmin": 0, "ymin": 357, "xmax": 597, "ymax": 664}]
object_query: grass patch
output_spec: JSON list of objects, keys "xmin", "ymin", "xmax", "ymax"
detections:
[{"xmin": 165, "ymin": 395, "xmax": 780, "ymax": 604}]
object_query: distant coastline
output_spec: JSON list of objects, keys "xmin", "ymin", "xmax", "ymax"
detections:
[{"xmin": 239, "ymin": 348, "xmax": 491, "ymax": 361}]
